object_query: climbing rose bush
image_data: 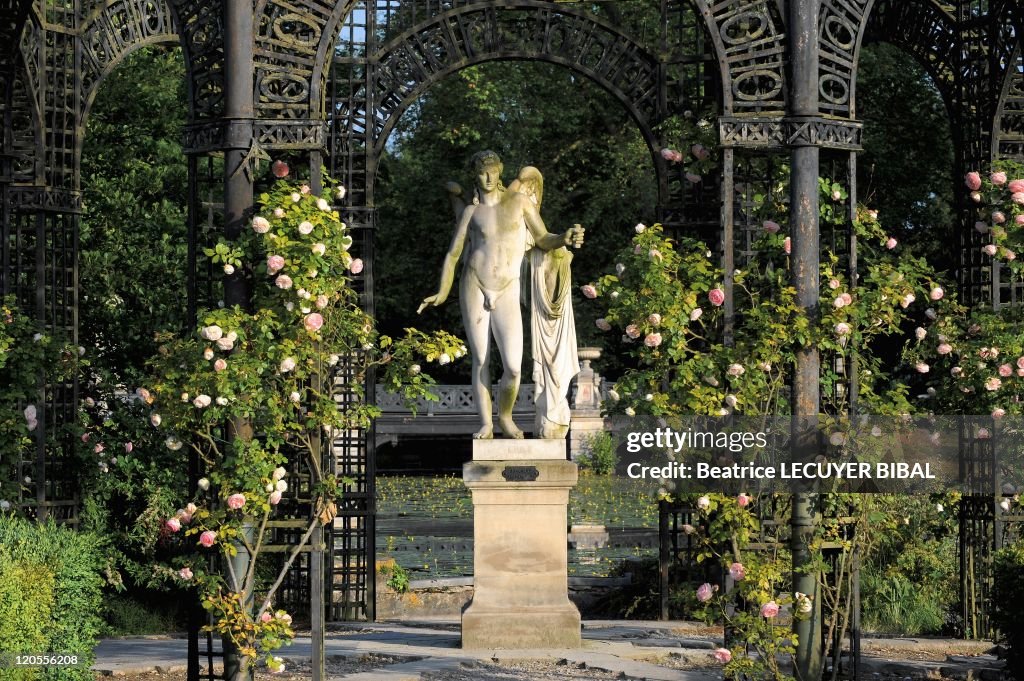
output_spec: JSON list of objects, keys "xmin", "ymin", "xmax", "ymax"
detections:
[
  {"xmin": 140, "ymin": 175, "xmax": 462, "ymax": 672},
  {"xmin": 965, "ymin": 161, "xmax": 1024, "ymax": 276}
]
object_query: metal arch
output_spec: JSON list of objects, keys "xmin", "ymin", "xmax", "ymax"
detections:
[
  {"xmin": 863, "ymin": 0, "xmax": 957, "ymax": 110},
  {"xmin": 688, "ymin": 0, "xmax": 788, "ymax": 115},
  {"xmin": 994, "ymin": 39, "xmax": 1024, "ymax": 160},
  {"xmin": 365, "ymin": 2, "xmax": 662, "ymax": 154},
  {"xmin": 76, "ymin": 0, "xmax": 182, "ymax": 152},
  {"xmin": 819, "ymin": 0, "xmax": 877, "ymax": 119},
  {"xmin": 991, "ymin": 3, "xmax": 1024, "ymax": 161},
  {"xmin": 169, "ymin": 0, "xmax": 224, "ymax": 121}
]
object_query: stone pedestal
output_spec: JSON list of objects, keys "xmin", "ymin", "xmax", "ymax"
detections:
[{"xmin": 462, "ymin": 440, "xmax": 581, "ymax": 649}]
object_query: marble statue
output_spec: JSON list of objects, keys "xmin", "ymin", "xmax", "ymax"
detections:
[{"xmin": 419, "ymin": 150, "xmax": 584, "ymax": 439}]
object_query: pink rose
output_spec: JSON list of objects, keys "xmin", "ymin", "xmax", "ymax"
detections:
[
  {"xmin": 279, "ymin": 357, "xmax": 296, "ymax": 373},
  {"xmin": 660, "ymin": 148, "xmax": 683, "ymax": 163},
  {"xmin": 783, "ymin": 236, "xmax": 791, "ymax": 254},
  {"xmin": 991, "ymin": 171, "xmax": 1007, "ymax": 185},
  {"xmin": 124, "ymin": 442, "xmax": 133, "ymax": 453},
  {"xmin": 689, "ymin": 308, "xmax": 703, "ymax": 321},
  {"xmin": 729, "ymin": 562, "xmax": 746, "ymax": 580},
  {"xmin": 937, "ymin": 343, "xmax": 952, "ymax": 355},
  {"xmin": 685, "ymin": 172, "xmax": 701, "ymax": 184},
  {"xmin": 697, "ymin": 495, "xmax": 710, "ymax": 510},
  {"xmin": 835, "ymin": 322, "xmax": 851, "ymax": 336},
  {"xmin": 965, "ymin": 171, "xmax": 982, "ymax": 190},
  {"xmin": 261, "ymin": 612, "xmax": 273, "ymax": 623},
  {"xmin": 682, "ymin": 523, "xmax": 696, "ymax": 534},
  {"xmin": 930, "ymin": 287, "xmax": 944, "ymax": 301},
  {"xmin": 760, "ymin": 600, "xmax": 780, "ymax": 618},
  {"xmin": 580, "ymin": 284, "xmax": 597, "ymax": 299},
  {"xmin": 983, "ymin": 244, "xmax": 998, "ymax": 256},
  {"xmin": 227, "ymin": 493, "xmax": 246, "ymax": 510},
  {"xmin": 252, "ymin": 216, "xmax": 271, "ymax": 234},
  {"xmin": 1016, "ymin": 356, "xmax": 1024, "ymax": 369},
  {"xmin": 737, "ymin": 493, "xmax": 750, "ymax": 507},
  {"xmin": 828, "ymin": 278, "xmax": 840, "ymax": 289},
  {"xmin": 708, "ymin": 288, "xmax": 725, "ymax": 307},
  {"xmin": 1016, "ymin": 214, "xmax": 1024, "ymax": 226},
  {"xmin": 94, "ymin": 443, "xmax": 104, "ymax": 454},
  {"xmin": 1009, "ymin": 179, "xmax": 1024, "ymax": 193},
  {"xmin": 976, "ymin": 221, "xmax": 990, "ymax": 234},
  {"xmin": 985, "ymin": 377, "xmax": 1002, "ymax": 391},
  {"xmin": 271, "ymin": 160, "xmax": 290, "ymax": 178},
  {"xmin": 595, "ymin": 318, "xmax": 611, "ymax": 331},
  {"xmin": 915, "ymin": 362, "xmax": 930, "ymax": 374},
  {"xmin": 178, "ymin": 567, "xmax": 193, "ymax": 580},
  {"xmin": 763, "ymin": 220, "xmax": 780, "ymax": 233},
  {"xmin": 300, "ymin": 184, "xmax": 311, "ymax": 195},
  {"xmin": 885, "ymin": 237, "xmax": 898, "ymax": 250},
  {"xmin": 269, "ymin": 490, "xmax": 282, "ymax": 505},
  {"xmin": 992, "ymin": 211, "xmax": 1006, "ymax": 224},
  {"xmin": 316, "ymin": 294, "xmax": 329, "ymax": 309},
  {"xmin": 275, "ymin": 274, "xmax": 293, "ymax": 289},
  {"xmin": 349, "ymin": 258, "xmax": 364, "ymax": 274},
  {"xmin": 696, "ymin": 582, "xmax": 715, "ymax": 603},
  {"xmin": 648, "ymin": 313, "xmax": 661, "ymax": 326},
  {"xmin": 81, "ymin": 432, "xmax": 90, "ymax": 443},
  {"xmin": 644, "ymin": 333, "xmax": 662, "ymax": 348},
  {"xmin": 625, "ymin": 324, "xmax": 641, "ymax": 339},
  {"xmin": 993, "ymin": 408, "xmax": 1006, "ymax": 419},
  {"xmin": 713, "ymin": 648, "xmax": 732, "ymax": 663},
  {"xmin": 971, "ymin": 191, "xmax": 982, "ymax": 203},
  {"xmin": 999, "ymin": 363, "xmax": 1013, "ymax": 377},
  {"xmin": 267, "ymin": 255, "xmax": 285, "ymax": 273},
  {"xmin": 214, "ymin": 358, "xmax": 227, "ymax": 372},
  {"xmin": 1013, "ymin": 193, "xmax": 1024, "ymax": 205},
  {"xmin": 304, "ymin": 313, "xmax": 324, "ymax": 332},
  {"xmin": 273, "ymin": 207, "xmax": 285, "ymax": 218},
  {"xmin": 166, "ymin": 518, "xmax": 181, "ymax": 532},
  {"xmin": 691, "ymin": 143, "xmax": 709, "ymax": 160},
  {"xmin": 1004, "ymin": 249, "xmax": 1017, "ymax": 261},
  {"xmin": 727, "ymin": 363, "xmax": 745, "ymax": 377}
]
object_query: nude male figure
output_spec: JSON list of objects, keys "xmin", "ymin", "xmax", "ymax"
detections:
[{"xmin": 418, "ymin": 151, "xmax": 584, "ymax": 439}]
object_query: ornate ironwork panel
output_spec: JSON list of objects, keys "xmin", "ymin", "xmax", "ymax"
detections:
[{"xmin": 692, "ymin": 0, "xmax": 788, "ymax": 115}]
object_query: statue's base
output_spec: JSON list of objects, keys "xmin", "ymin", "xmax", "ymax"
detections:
[
  {"xmin": 462, "ymin": 441, "xmax": 580, "ymax": 649},
  {"xmin": 472, "ymin": 438, "xmax": 566, "ymax": 461}
]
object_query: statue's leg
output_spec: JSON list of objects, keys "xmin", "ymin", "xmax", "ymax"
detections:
[
  {"xmin": 461, "ymin": 275, "xmax": 494, "ymax": 439},
  {"xmin": 490, "ymin": 280, "xmax": 524, "ymax": 439}
]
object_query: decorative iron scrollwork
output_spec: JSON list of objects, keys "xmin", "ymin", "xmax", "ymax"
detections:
[{"xmin": 719, "ymin": 115, "xmax": 863, "ymax": 150}]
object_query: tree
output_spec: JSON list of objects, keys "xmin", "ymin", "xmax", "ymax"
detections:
[{"xmin": 80, "ymin": 47, "xmax": 190, "ymax": 385}]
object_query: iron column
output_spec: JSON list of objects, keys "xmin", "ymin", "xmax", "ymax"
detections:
[{"xmin": 789, "ymin": 0, "xmax": 824, "ymax": 679}]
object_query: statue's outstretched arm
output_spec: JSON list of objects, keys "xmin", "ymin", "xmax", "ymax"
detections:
[
  {"xmin": 523, "ymin": 198, "xmax": 584, "ymax": 251},
  {"xmin": 418, "ymin": 206, "xmax": 472, "ymax": 314}
]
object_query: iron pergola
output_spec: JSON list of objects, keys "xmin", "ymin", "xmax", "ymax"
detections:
[{"xmin": 1, "ymin": 1, "xmax": 1022, "ymax": 679}]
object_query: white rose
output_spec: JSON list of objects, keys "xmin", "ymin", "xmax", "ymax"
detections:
[
  {"xmin": 272, "ymin": 467, "xmax": 287, "ymax": 481},
  {"xmin": 276, "ymin": 480, "xmax": 288, "ymax": 493},
  {"xmin": 201, "ymin": 325, "xmax": 223, "ymax": 341}
]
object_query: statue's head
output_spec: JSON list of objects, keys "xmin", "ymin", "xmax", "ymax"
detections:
[{"xmin": 470, "ymin": 150, "xmax": 503, "ymax": 195}]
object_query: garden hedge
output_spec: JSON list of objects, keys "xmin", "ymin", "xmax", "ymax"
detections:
[
  {"xmin": 0, "ymin": 516, "xmax": 105, "ymax": 680},
  {"xmin": 994, "ymin": 542, "xmax": 1024, "ymax": 679}
]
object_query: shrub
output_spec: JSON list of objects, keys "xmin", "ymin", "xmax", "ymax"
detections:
[
  {"xmin": 0, "ymin": 516, "xmax": 105, "ymax": 680},
  {"xmin": 993, "ymin": 542, "xmax": 1024, "ymax": 678},
  {"xmin": 577, "ymin": 432, "xmax": 617, "ymax": 475}
]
